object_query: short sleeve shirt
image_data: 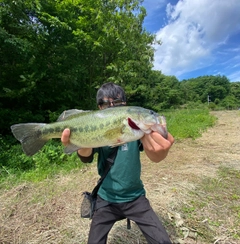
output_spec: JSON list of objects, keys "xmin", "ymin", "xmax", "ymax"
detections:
[{"xmin": 93, "ymin": 141, "xmax": 145, "ymax": 203}]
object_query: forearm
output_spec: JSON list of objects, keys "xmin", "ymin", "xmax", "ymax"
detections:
[
  {"xmin": 77, "ymin": 148, "xmax": 93, "ymax": 163},
  {"xmin": 144, "ymin": 147, "xmax": 170, "ymax": 163},
  {"xmin": 77, "ymin": 148, "xmax": 93, "ymax": 157}
]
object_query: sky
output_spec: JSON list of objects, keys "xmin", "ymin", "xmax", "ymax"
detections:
[{"xmin": 142, "ymin": 0, "xmax": 240, "ymax": 82}]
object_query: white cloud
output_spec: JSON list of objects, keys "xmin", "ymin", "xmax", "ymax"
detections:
[{"xmin": 153, "ymin": 0, "xmax": 240, "ymax": 78}]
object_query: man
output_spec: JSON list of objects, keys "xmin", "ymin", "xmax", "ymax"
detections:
[{"xmin": 61, "ymin": 82, "xmax": 174, "ymax": 244}]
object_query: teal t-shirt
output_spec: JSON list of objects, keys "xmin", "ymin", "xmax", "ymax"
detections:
[{"xmin": 93, "ymin": 141, "xmax": 145, "ymax": 203}]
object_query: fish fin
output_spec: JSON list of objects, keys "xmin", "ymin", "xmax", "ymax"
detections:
[
  {"xmin": 11, "ymin": 123, "xmax": 47, "ymax": 156},
  {"xmin": 57, "ymin": 109, "xmax": 92, "ymax": 121},
  {"xmin": 111, "ymin": 142, "xmax": 125, "ymax": 147},
  {"xmin": 64, "ymin": 143, "xmax": 81, "ymax": 154}
]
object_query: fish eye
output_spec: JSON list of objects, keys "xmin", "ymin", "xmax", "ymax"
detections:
[{"xmin": 150, "ymin": 110, "xmax": 155, "ymax": 115}]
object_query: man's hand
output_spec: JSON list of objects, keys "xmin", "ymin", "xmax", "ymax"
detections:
[
  {"xmin": 141, "ymin": 132, "xmax": 174, "ymax": 163},
  {"xmin": 61, "ymin": 128, "xmax": 71, "ymax": 146},
  {"xmin": 61, "ymin": 128, "xmax": 93, "ymax": 157}
]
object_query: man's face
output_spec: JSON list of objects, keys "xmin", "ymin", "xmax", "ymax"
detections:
[{"xmin": 98, "ymin": 97, "xmax": 126, "ymax": 110}]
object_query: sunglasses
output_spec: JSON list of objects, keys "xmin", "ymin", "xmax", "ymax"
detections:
[{"xmin": 99, "ymin": 98, "xmax": 125, "ymax": 109}]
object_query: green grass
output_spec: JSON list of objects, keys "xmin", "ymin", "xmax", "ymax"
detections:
[
  {"xmin": 0, "ymin": 140, "xmax": 85, "ymax": 188},
  {"xmin": 164, "ymin": 109, "xmax": 217, "ymax": 139}
]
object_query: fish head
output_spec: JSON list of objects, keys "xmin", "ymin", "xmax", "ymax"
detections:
[{"xmin": 127, "ymin": 107, "xmax": 168, "ymax": 139}]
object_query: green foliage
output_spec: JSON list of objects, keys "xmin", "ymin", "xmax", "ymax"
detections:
[
  {"xmin": 220, "ymin": 95, "xmax": 239, "ymax": 110},
  {"xmin": 0, "ymin": 138, "xmax": 84, "ymax": 185},
  {"xmin": 126, "ymin": 71, "xmax": 183, "ymax": 110},
  {"xmin": 230, "ymin": 82, "xmax": 240, "ymax": 100},
  {"xmin": 180, "ymin": 75, "xmax": 231, "ymax": 103},
  {"xmin": 1, "ymin": 0, "xmax": 156, "ymax": 134}
]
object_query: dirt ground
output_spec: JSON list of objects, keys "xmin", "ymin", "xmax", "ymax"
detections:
[{"xmin": 0, "ymin": 110, "xmax": 239, "ymax": 244}]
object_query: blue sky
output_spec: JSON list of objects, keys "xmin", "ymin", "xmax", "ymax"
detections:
[{"xmin": 142, "ymin": 0, "xmax": 240, "ymax": 82}]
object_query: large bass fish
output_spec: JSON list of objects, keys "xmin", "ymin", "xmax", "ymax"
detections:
[{"xmin": 11, "ymin": 106, "xmax": 168, "ymax": 156}]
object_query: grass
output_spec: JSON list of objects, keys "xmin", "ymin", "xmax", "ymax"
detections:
[
  {"xmin": 164, "ymin": 109, "xmax": 217, "ymax": 139},
  {"xmin": 177, "ymin": 166, "xmax": 240, "ymax": 242},
  {"xmin": 0, "ymin": 141, "xmax": 85, "ymax": 188}
]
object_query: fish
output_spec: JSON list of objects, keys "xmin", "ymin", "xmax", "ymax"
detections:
[{"xmin": 10, "ymin": 106, "xmax": 168, "ymax": 156}]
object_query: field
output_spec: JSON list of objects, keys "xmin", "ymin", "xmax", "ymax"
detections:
[{"xmin": 0, "ymin": 110, "xmax": 239, "ymax": 243}]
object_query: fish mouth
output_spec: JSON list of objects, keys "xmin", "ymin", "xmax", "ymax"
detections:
[
  {"xmin": 128, "ymin": 117, "xmax": 168, "ymax": 139},
  {"xmin": 128, "ymin": 118, "xmax": 140, "ymax": 130}
]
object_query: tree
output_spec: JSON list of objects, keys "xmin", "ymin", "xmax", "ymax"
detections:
[
  {"xmin": 180, "ymin": 75, "xmax": 231, "ymax": 104},
  {"xmin": 220, "ymin": 95, "xmax": 239, "ymax": 110},
  {"xmin": 128, "ymin": 70, "xmax": 183, "ymax": 110},
  {"xmin": 230, "ymin": 82, "xmax": 240, "ymax": 101},
  {"xmin": 0, "ymin": 0, "xmax": 156, "ymax": 134}
]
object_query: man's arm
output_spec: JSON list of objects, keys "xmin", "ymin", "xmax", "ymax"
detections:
[
  {"xmin": 140, "ymin": 132, "xmax": 174, "ymax": 163},
  {"xmin": 61, "ymin": 128, "xmax": 93, "ymax": 159}
]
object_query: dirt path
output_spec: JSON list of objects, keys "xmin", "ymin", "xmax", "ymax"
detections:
[{"xmin": 0, "ymin": 110, "xmax": 239, "ymax": 244}]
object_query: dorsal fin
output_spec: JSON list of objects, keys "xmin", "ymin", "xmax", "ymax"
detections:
[{"xmin": 57, "ymin": 109, "xmax": 91, "ymax": 121}]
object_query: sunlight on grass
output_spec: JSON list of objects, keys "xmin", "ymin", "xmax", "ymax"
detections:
[
  {"xmin": 178, "ymin": 166, "xmax": 240, "ymax": 242},
  {"xmin": 165, "ymin": 109, "xmax": 217, "ymax": 139}
]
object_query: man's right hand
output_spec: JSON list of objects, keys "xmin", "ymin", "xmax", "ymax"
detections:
[
  {"xmin": 61, "ymin": 128, "xmax": 71, "ymax": 146},
  {"xmin": 61, "ymin": 128, "xmax": 93, "ymax": 157}
]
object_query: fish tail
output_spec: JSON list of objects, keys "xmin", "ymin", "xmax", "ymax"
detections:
[{"xmin": 11, "ymin": 123, "xmax": 48, "ymax": 156}]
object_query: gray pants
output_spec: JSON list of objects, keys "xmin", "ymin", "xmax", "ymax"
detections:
[{"xmin": 87, "ymin": 195, "xmax": 172, "ymax": 244}]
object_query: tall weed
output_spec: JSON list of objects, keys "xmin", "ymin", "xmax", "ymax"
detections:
[{"xmin": 0, "ymin": 139, "xmax": 84, "ymax": 186}]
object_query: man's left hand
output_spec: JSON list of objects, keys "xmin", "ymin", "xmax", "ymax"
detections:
[{"xmin": 141, "ymin": 132, "xmax": 174, "ymax": 163}]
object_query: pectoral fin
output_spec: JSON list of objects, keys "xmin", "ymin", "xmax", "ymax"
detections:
[
  {"xmin": 104, "ymin": 127, "xmax": 123, "ymax": 140},
  {"xmin": 64, "ymin": 143, "xmax": 81, "ymax": 154}
]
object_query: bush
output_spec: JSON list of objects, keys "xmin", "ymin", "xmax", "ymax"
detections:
[{"xmin": 0, "ymin": 138, "xmax": 84, "ymax": 184}]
